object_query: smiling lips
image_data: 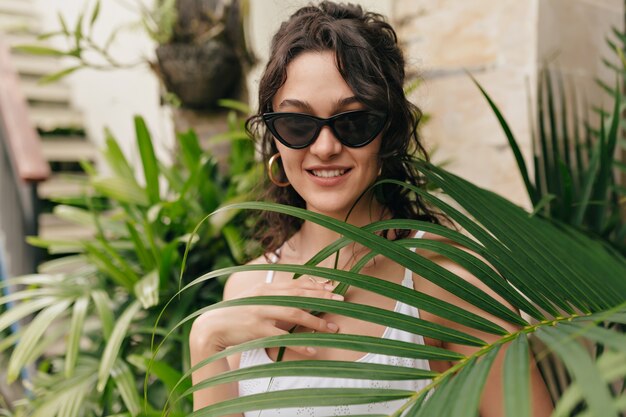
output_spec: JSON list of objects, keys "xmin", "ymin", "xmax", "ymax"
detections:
[
  {"xmin": 310, "ymin": 169, "xmax": 348, "ymax": 178},
  {"xmin": 306, "ymin": 167, "xmax": 352, "ymax": 185}
]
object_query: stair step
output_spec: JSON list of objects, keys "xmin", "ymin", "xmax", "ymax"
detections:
[
  {"xmin": 29, "ymin": 107, "xmax": 85, "ymax": 131},
  {"xmin": 40, "ymin": 137, "xmax": 97, "ymax": 162},
  {"xmin": 0, "ymin": 13, "xmax": 38, "ymax": 32},
  {"xmin": 3, "ymin": 31, "xmax": 41, "ymax": 47},
  {"xmin": 38, "ymin": 213, "xmax": 95, "ymax": 240},
  {"xmin": 38, "ymin": 174, "xmax": 89, "ymax": 199},
  {"xmin": 22, "ymin": 81, "xmax": 71, "ymax": 105},
  {"xmin": 0, "ymin": 0, "xmax": 37, "ymax": 18},
  {"xmin": 11, "ymin": 53, "xmax": 62, "ymax": 77}
]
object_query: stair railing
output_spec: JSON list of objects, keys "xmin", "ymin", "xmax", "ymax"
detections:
[{"xmin": 0, "ymin": 37, "xmax": 50, "ymax": 292}]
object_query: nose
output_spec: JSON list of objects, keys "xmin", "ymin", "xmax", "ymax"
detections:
[{"xmin": 309, "ymin": 125, "xmax": 342, "ymax": 159}]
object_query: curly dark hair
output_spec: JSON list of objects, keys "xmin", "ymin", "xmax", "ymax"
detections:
[{"xmin": 246, "ymin": 1, "xmax": 440, "ymax": 255}]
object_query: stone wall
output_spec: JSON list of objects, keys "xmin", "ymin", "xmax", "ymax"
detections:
[{"xmin": 393, "ymin": 0, "xmax": 623, "ymax": 207}]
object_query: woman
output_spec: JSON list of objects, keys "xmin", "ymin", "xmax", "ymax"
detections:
[{"xmin": 190, "ymin": 2, "xmax": 552, "ymax": 416}]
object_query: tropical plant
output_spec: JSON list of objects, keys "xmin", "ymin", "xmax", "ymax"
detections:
[
  {"xmin": 160, "ymin": 155, "xmax": 626, "ymax": 417},
  {"xmin": 471, "ymin": 26, "xmax": 625, "ymax": 255},
  {"xmin": 0, "ymin": 102, "xmax": 260, "ymax": 417},
  {"xmin": 13, "ymin": 0, "xmax": 255, "ymax": 109}
]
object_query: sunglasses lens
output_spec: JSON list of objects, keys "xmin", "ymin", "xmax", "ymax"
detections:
[
  {"xmin": 273, "ymin": 115, "xmax": 318, "ymax": 148},
  {"xmin": 334, "ymin": 112, "xmax": 383, "ymax": 146}
]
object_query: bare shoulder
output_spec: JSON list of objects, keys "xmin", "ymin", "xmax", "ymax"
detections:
[{"xmin": 223, "ymin": 254, "xmax": 274, "ymax": 301}]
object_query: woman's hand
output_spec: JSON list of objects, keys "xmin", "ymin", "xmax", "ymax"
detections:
[{"xmin": 190, "ymin": 278, "xmax": 343, "ymax": 358}]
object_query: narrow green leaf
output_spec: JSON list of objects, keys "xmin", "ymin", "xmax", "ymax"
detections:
[
  {"xmin": 134, "ymin": 270, "xmax": 159, "ymax": 309},
  {"xmin": 447, "ymin": 346, "xmax": 501, "ymax": 417},
  {"xmin": 85, "ymin": 243, "xmax": 136, "ymax": 289},
  {"xmin": 111, "ymin": 359, "xmax": 142, "ymax": 417},
  {"xmin": 8, "ymin": 300, "xmax": 71, "ymax": 382},
  {"xmin": 411, "ymin": 373, "xmax": 457, "ymax": 417},
  {"xmin": 97, "ymin": 300, "xmax": 142, "ymax": 392},
  {"xmin": 470, "ymin": 74, "xmax": 536, "ymax": 205},
  {"xmin": 0, "ymin": 297, "xmax": 59, "ymax": 333},
  {"xmin": 504, "ymin": 334, "xmax": 530, "ymax": 417},
  {"xmin": 65, "ymin": 296, "xmax": 90, "ymax": 378},
  {"xmin": 188, "ymin": 360, "xmax": 435, "ymax": 398},
  {"xmin": 128, "ymin": 354, "xmax": 191, "ymax": 398},
  {"xmin": 134, "ymin": 116, "xmax": 160, "ymax": 204},
  {"xmin": 12, "ymin": 45, "xmax": 67, "ymax": 56},
  {"xmin": 58, "ymin": 11, "xmax": 70, "ymax": 35},
  {"xmin": 103, "ymin": 131, "xmax": 137, "ymax": 181},
  {"xmin": 126, "ymin": 221, "xmax": 154, "ymax": 271},
  {"xmin": 530, "ymin": 194, "xmax": 556, "ymax": 217},
  {"xmin": 89, "ymin": 0, "xmax": 101, "ymax": 27},
  {"xmin": 214, "ymin": 295, "xmax": 484, "ymax": 346},
  {"xmin": 558, "ymin": 322, "xmax": 626, "ymax": 355},
  {"xmin": 191, "ymin": 388, "xmax": 414, "ymax": 417},
  {"xmin": 205, "ymin": 203, "xmax": 508, "ymax": 335},
  {"xmin": 553, "ymin": 350, "xmax": 626, "ymax": 417},
  {"xmin": 537, "ymin": 326, "xmax": 619, "ymax": 417},
  {"xmin": 92, "ymin": 177, "xmax": 149, "ymax": 206},
  {"xmin": 38, "ymin": 65, "xmax": 84, "ymax": 84},
  {"xmin": 175, "ymin": 332, "xmax": 462, "ymax": 407},
  {"xmin": 181, "ymin": 265, "xmax": 488, "ymax": 344},
  {"xmin": 91, "ymin": 290, "xmax": 114, "ymax": 340}
]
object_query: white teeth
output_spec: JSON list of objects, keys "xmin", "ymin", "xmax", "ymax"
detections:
[{"xmin": 311, "ymin": 169, "xmax": 346, "ymax": 178}]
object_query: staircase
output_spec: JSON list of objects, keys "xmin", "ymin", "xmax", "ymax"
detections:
[{"xmin": 0, "ymin": 0, "xmax": 97, "ymax": 242}]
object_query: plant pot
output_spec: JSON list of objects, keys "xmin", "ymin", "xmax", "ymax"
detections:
[{"xmin": 156, "ymin": 39, "xmax": 242, "ymax": 109}]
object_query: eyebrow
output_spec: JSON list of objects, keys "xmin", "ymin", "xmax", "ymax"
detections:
[{"xmin": 276, "ymin": 96, "xmax": 361, "ymax": 112}]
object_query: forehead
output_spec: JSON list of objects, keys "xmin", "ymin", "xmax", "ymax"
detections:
[{"xmin": 272, "ymin": 51, "xmax": 358, "ymax": 115}]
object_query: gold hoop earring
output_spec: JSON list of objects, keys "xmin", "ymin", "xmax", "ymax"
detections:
[{"xmin": 268, "ymin": 153, "xmax": 290, "ymax": 187}]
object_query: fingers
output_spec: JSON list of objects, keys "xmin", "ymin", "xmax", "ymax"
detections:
[
  {"xmin": 253, "ymin": 278, "xmax": 343, "ymax": 301},
  {"xmin": 269, "ymin": 306, "xmax": 340, "ymax": 334}
]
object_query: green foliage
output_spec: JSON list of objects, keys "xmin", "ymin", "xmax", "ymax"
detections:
[
  {"xmin": 164, "ymin": 161, "xmax": 626, "ymax": 416},
  {"xmin": 472, "ymin": 27, "xmax": 625, "ymax": 254},
  {"xmin": 0, "ymin": 107, "xmax": 259, "ymax": 416}
]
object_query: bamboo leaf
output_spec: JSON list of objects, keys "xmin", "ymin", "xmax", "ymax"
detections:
[
  {"xmin": 537, "ymin": 325, "xmax": 619, "ymax": 417},
  {"xmin": 134, "ymin": 270, "xmax": 159, "ymax": 309},
  {"xmin": 92, "ymin": 177, "xmax": 149, "ymax": 206},
  {"xmin": 97, "ymin": 300, "xmax": 142, "ymax": 392},
  {"xmin": 187, "ymin": 360, "xmax": 437, "ymax": 397},
  {"xmin": 127, "ymin": 354, "xmax": 191, "ymax": 398},
  {"xmin": 553, "ymin": 350, "xmax": 626, "ymax": 417},
  {"xmin": 103, "ymin": 131, "xmax": 137, "ymax": 182},
  {"xmin": 504, "ymin": 334, "xmax": 530, "ymax": 417},
  {"xmin": 134, "ymin": 116, "xmax": 160, "ymax": 205},
  {"xmin": 179, "ymin": 262, "xmax": 491, "ymax": 342},
  {"xmin": 191, "ymin": 388, "xmax": 414, "ymax": 417},
  {"xmin": 12, "ymin": 45, "xmax": 67, "ymax": 56},
  {"xmin": 38, "ymin": 65, "xmax": 84, "ymax": 84},
  {"xmin": 204, "ymin": 203, "xmax": 509, "ymax": 335},
  {"xmin": 8, "ymin": 300, "xmax": 71, "ymax": 382},
  {"xmin": 470, "ymin": 74, "xmax": 536, "ymax": 204},
  {"xmin": 126, "ymin": 221, "xmax": 154, "ymax": 271},
  {"xmin": 0, "ymin": 297, "xmax": 59, "ymax": 333},
  {"xmin": 191, "ymin": 294, "xmax": 485, "ymax": 346},
  {"xmin": 65, "ymin": 296, "xmax": 90, "ymax": 378},
  {"xmin": 89, "ymin": 0, "xmax": 101, "ymax": 27},
  {"xmin": 111, "ymin": 359, "xmax": 142, "ymax": 417},
  {"xmin": 446, "ymin": 346, "xmax": 500, "ymax": 417},
  {"xmin": 91, "ymin": 290, "xmax": 114, "ymax": 341}
]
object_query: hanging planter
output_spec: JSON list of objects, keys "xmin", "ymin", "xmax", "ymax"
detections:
[{"xmin": 156, "ymin": 38, "xmax": 242, "ymax": 109}]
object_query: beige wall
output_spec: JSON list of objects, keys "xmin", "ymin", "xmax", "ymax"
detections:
[{"xmin": 393, "ymin": 0, "xmax": 623, "ymax": 207}]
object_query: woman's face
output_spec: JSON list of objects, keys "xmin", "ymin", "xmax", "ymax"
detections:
[{"xmin": 271, "ymin": 50, "xmax": 382, "ymax": 218}]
